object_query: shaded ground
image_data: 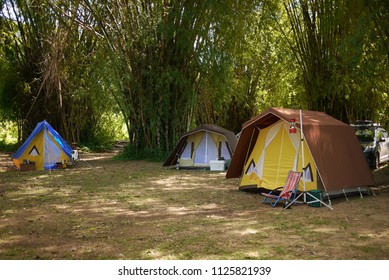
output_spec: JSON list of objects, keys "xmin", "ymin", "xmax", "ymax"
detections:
[{"xmin": 0, "ymin": 152, "xmax": 388, "ymax": 260}]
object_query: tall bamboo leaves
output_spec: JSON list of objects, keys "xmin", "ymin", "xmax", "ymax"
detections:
[
  {"xmin": 284, "ymin": 0, "xmax": 388, "ymax": 123},
  {"xmin": 1, "ymin": 0, "xmax": 102, "ymax": 142},
  {"xmin": 81, "ymin": 0, "xmax": 259, "ymax": 151},
  {"xmin": 2, "ymin": 0, "xmax": 389, "ymax": 150}
]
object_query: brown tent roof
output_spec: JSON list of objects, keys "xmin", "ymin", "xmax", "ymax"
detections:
[
  {"xmin": 163, "ymin": 124, "xmax": 238, "ymax": 167},
  {"xmin": 226, "ymin": 107, "xmax": 376, "ymax": 192}
]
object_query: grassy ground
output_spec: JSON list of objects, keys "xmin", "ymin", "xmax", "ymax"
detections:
[{"xmin": 0, "ymin": 152, "xmax": 388, "ymax": 260}]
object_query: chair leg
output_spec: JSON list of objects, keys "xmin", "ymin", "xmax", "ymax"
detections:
[{"xmin": 270, "ymin": 198, "xmax": 280, "ymax": 207}]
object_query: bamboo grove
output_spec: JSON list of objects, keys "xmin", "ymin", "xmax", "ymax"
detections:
[{"xmin": 1, "ymin": 0, "xmax": 388, "ymax": 155}]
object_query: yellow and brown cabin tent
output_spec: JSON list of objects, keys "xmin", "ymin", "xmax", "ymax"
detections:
[
  {"xmin": 12, "ymin": 120, "xmax": 73, "ymax": 170},
  {"xmin": 226, "ymin": 108, "xmax": 376, "ymax": 196},
  {"xmin": 163, "ymin": 124, "xmax": 238, "ymax": 168}
]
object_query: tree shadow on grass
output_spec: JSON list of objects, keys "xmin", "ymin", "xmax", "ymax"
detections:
[{"xmin": 1, "ymin": 153, "xmax": 389, "ymax": 259}]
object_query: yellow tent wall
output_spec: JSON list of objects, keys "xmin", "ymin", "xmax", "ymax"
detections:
[
  {"xmin": 12, "ymin": 129, "xmax": 45, "ymax": 169},
  {"xmin": 240, "ymin": 120, "xmax": 318, "ymax": 191}
]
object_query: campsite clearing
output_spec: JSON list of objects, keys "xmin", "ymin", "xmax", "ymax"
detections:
[{"xmin": 0, "ymin": 152, "xmax": 388, "ymax": 260}]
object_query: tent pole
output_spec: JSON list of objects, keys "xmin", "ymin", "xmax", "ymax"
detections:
[
  {"xmin": 326, "ymin": 192, "xmax": 332, "ymax": 207},
  {"xmin": 284, "ymin": 109, "xmax": 333, "ymax": 210},
  {"xmin": 174, "ymin": 139, "xmax": 188, "ymax": 168},
  {"xmin": 205, "ymin": 132, "xmax": 208, "ymax": 164},
  {"xmin": 300, "ymin": 109, "xmax": 307, "ymax": 203}
]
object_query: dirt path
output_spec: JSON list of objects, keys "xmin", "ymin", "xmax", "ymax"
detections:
[{"xmin": 0, "ymin": 152, "xmax": 14, "ymax": 172}]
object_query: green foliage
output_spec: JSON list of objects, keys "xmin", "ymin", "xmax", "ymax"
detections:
[
  {"xmin": 283, "ymin": 0, "xmax": 389, "ymax": 124},
  {"xmin": 81, "ymin": 113, "xmax": 128, "ymax": 152},
  {"xmin": 1, "ymin": 0, "xmax": 389, "ymax": 158},
  {"xmin": 0, "ymin": 120, "xmax": 18, "ymax": 151},
  {"xmin": 0, "ymin": 141, "xmax": 18, "ymax": 152},
  {"xmin": 0, "ymin": 23, "xmax": 22, "ymax": 122},
  {"xmin": 114, "ymin": 144, "xmax": 169, "ymax": 162}
]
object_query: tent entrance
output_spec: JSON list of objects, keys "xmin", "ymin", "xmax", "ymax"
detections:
[
  {"xmin": 194, "ymin": 132, "xmax": 218, "ymax": 165},
  {"xmin": 241, "ymin": 121, "xmax": 302, "ymax": 190}
]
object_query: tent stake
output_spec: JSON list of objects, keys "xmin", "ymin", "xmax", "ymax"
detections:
[
  {"xmin": 358, "ymin": 187, "xmax": 363, "ymax": 198},
  {"xmin": 326, "ymin": 192, "xmax": 332, "ymax": 207},
  {"xmin": 343, "ymin": 189, "xmax": 349, "ymax": 202}
]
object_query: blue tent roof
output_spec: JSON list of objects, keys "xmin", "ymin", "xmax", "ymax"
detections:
[{"xmin": 12, "ymin": 120, "xmax": 73, "ymax": 160}]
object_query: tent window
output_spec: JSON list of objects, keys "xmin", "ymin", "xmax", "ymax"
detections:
[
  {"xmin": 218, "ymin": 142, "xmax": 222, "ymax": 159},
  {"xmin": 303, "ymin": 163, "xmax": 314, "ymax": 182},
  {"xmin": 180, "ymin": 142, "xmax": 193, "ymax": 159},
  {"xmin": 245, "ymin": 159, "xmax": 256, "ymax": 174},
  {"xmin": 29, "ymin": 145, "xmax": 40, "ymax": 156}
]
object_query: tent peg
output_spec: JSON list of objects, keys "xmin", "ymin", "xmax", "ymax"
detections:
[
  {"xmin": 343, "ymin": 189, "xmax": 349, "ymax": 202},
  {"xmin": 358, "ymin": 187, "xmax": 363, "ymax": 198}
]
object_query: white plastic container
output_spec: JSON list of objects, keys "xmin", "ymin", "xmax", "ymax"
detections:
[{"xmin": 209, "ymin": 160, "xmax": 225, "ymax": 171}]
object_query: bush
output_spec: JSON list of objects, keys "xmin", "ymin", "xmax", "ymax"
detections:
[
  {"xmin": 0, "ymin": 120, "xmax": 18, "ymax": 152},
  {"xmin": 0, "ymin": 140, "xmax": 18, "ymax": 152},
  {"xmin": 114, "ymin": 144, "xmax": 168, "ymax": 162},
  {"xmin": 80, "ymin": 141, "xmax": 114, "ymax": 153}
]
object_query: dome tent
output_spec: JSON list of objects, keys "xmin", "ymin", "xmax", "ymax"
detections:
[{"xmin": 163, "ymin": 124, "xmax": 238, "ymax": 169}]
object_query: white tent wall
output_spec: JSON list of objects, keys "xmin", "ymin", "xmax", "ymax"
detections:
[
  {"xmin": 44, "ymin": 129, "xmax": 61, "ymax": 169},
  {"xmin": 180, "ymin": 142, "xmax": 192, "ymax": 160},
  {"xmin": 205, "ymin": 133, "xmax": 219, "ymax": 163},
  {"xmin": 220, "ymin": 141, "xmax": 231, "ymax": 160}
]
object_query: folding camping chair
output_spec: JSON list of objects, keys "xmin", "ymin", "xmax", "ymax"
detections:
[
  {"xmin": 261, "ymin": 171, "xmax": 302, "ymax": 207},
  {"xmin": 70, "ymin": 150, "xmax": 78, "ymax": 167},
  {"xmin": 70, "ymin": 150, "xmax": 92, "ymax": 168}
]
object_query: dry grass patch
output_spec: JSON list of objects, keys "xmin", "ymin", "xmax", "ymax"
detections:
[{"xmin": 1, "ymin": 153, "xmax": 388, "ymax": 260}]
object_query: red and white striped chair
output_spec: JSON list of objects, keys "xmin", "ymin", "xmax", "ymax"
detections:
[{"xmin": 261, "ymin": 171, "xmax": 302, "ymax": 207}]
